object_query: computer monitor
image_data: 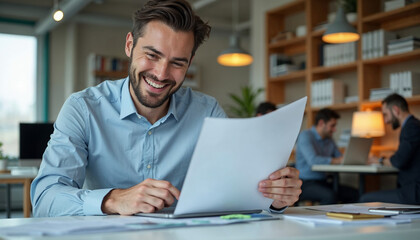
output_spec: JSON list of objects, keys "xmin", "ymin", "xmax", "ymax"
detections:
[{"xmin": 19, "ymin": 123, "xmax": 54, "ymax": 160}]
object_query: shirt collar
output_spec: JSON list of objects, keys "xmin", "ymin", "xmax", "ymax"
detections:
[
  {"xmin": 120, "ymin": 78, "xmax": 137, "ymax": 119},
  {"xmin": 311, "ymin": 126, "xmax": 322, "ymax": 140},
  {"xmin": 119, "ymin": 78, "xmax": 180, "ymax": 122},
  {"xmin": 402, "ymin": 114, "xmax": 413, "ymax": 128}
]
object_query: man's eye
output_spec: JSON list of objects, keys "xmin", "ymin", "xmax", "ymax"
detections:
[
  {"xmin": 173, "ymin": 62, "xmax": 184, "ymax": 67},
  {"xmin": 147, "ymin": 53, "xmax": 157, "ymax": 59}
]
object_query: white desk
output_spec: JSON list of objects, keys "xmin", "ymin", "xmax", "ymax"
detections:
[
  {"xmin": 0, "ymin": 203, "xmax": 419, "ymax": 240},
  {"xmin": 312, "ymin": 165, "xmax": 399, "ymax": 195}
]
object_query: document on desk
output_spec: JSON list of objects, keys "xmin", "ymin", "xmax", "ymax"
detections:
[
  {"xmin": 175, "ymin": 97, "xmax": 307, "ymax": 215},
  {"xmin": 0, "ymin": 214, "xmax": 278, "ymax": 236}
]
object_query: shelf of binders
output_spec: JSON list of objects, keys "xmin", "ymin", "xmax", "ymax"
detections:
[
  {"xmin": 362, "ymin": 48, "xmax": 420, "ymax": 65},
  {"xmin": 362, "ymin": 2, "xmax": 420, "ymax": 31},
  {"xmin": 268, "ymin": 70, "xmax": 306, "ymax": 83}
]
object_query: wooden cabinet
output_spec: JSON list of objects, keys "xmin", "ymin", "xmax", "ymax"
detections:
[{"xmin": 266, "ymin": 0, "xmax": 420, "ymax": 128}]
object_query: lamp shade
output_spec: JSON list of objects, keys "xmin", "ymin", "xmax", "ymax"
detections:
[
  {"xmin": 351, "ymin": 111, "xmax": 385, "ymax": 137},
  {"xmin": 322, "ymin": 7, "xmax": 359, "ymax": 43},
  {"xmin": 217, "ymin": 35, "xmax": 253, "ymax": 67}
]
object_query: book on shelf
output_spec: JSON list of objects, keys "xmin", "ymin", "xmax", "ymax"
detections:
[
  {"xmin": 384, "ymin": 0, "xmax": 416, "ymax": 12},
  {"xmin": 369, "ymin": 88, "xmax": 395, "ymax": 101},
  {"xmin": 390, "ymin": 71, "xmax": 420, "ymax": 97},
  {"xmin": 323, "ymin": 42, "xmax": 357, "ymax": 67},
  {"xmin": 269, "ymin": 54, "xmax": 297, "ymax": 77},
  {"xmin": 311, "ymin": 78, "xmax": 345, "ymax": 107},
  {"xmin": 387, "ymin": 36, "xmax": 420, "ymax": 55},
  {"xmin": 344, "ymin": 95, "xmax": 359, "ymax": 103},
  {"xmin": 87, "ymin": 53, "xmax": 129, "ymax": 86},
  {"xmin": 362, "ymin": 30, "xmax": 397, "ymax": 59}
]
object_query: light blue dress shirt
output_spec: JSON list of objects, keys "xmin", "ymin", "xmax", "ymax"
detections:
[
  {"xmin": 295, "ymin": 127, "xmax": 342, "ymax": 180},
  {"xmin": 30, "ymin": 78, "xmax": 226, "ymax": 216}
]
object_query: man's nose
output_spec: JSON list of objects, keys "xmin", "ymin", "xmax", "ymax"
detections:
[{"xmin": 155, "ymin": 61, "xmax": 170, "ymax": 80}]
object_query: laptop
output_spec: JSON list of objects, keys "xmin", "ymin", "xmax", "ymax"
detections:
[
  {"xmin": 341, "ymin": 136, "xmax": 373, "ymax": 165},
  {"xmin": 136, "ymin": 97, "xmax": 307, "ymax": 219}
]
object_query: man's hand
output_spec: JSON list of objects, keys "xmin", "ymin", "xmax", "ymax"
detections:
[
  {"xmin": 101, "ymin": 178, "xmax": 180, "ymax": 215},
  {"xmin": 258, "ymin": 167, "xmax": 302, "ymax": 209},
  {"xmin": 331, "ymin": 156, "xmax": 343, "ymax": 165}
]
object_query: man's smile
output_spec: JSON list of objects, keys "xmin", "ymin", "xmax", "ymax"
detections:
[{"xmin": 144, "ymin": 75, "xmax": 166, "ymax": 89}]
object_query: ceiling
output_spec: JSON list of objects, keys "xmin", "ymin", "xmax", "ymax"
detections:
[{"xmin": 0, "ymin": 0, "xmax": 251, "ymax": 34}]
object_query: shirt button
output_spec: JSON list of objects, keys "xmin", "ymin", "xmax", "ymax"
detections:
[
  {"xmin": 147, "ymin": 164, "xmax": 151, "ymax": 169},
  {"xmin": 148, "ymin": 131, "xmax": 152, "ymax": 135}
]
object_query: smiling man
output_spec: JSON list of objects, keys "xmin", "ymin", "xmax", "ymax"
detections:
[{"xmin": 31, "ymin": 0, "xmax": 302, "ymax": 217}]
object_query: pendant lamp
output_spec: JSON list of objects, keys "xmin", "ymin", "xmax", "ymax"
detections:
[
  {"xmin": 322, "ymin": 6, "xmax": 359, "ymax": 43},
  {"xmin": 53, "ymin": 0, "xmax": 64, "ymax": 22},
  {"xmin": 217, "ymin": 0, "xmax": 253, "ymax": 67}
]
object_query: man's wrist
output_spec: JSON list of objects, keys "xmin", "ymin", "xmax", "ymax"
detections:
[{"xmin": 269, "ymin": 204, "xmax": 287, "ymax": 212}]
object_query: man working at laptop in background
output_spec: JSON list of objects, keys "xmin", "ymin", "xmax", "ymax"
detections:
[
  {"xmin": 296, "ymin": 108, "xmax": 358, "ymax": 205},
  {"xmin": 31, "ymin": 0, "xmax": 302, "ymax": 217},
  {"xmin": 360, "ymin": 94, "xmax": 420, "ymax": 204}
]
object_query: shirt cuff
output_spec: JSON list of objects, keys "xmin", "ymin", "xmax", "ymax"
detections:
[
  {"xmin": 83, "ymin": 188, "xmax": 113, "ymax": 215},
  {"xmin": 269, "ymin": 204, "xmax": 288, "ymax": 214}
]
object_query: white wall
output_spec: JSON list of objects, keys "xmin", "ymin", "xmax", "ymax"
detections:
[{"xmin": 249, "ymin": 0, "xmax": 294, "ymax": 104}]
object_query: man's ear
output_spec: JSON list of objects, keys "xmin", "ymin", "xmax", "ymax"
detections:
[
  {"xmin": 125, "ymin": 32, "xmax": 134, "ymax": 57},
  {"xmin": 317, "ymin": 119, "xmax": 325, "ymax": 128},
  {"xmin": 391, "ymin": 105, "xmax": 400, "ymax": 117}
]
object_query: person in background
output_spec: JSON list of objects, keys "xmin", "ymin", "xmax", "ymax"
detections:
[
  {"xmin": 31, "ymin": 0, "xmax": 302, "ymax": 217},
  {"xmin": 255, "ymin": 102, "xmax": 277, "ymax": 116},
  {"xmin": 295, "ymin": 108, "xmax": 359, "ymax": 204},
  {"xmin": 360, "ymin": 93, "xmax": 420, "ymax": 204}
]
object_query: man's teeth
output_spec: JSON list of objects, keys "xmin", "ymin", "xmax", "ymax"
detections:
[{"xmin": 145, "ymin": 78, "xmax": 165, "ymax": 89}]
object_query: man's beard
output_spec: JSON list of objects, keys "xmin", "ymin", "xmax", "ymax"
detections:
[
  {"xmin": 390, "ymin": 112, "xmax": 400, "ymax": 130},
  {"xmin": 128, "ymin": 66, "xmax": 181, "ymax": 109}
]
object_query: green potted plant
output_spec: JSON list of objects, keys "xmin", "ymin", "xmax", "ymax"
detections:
[
  {"xmin": 342, "ymin": 0, "xmax": 357, "ymax": 22},
  {"xmin": 228, "ymin": 86, "xmax": 264, "ymax": 118}
]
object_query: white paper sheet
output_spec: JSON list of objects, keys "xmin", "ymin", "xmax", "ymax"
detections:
[
  {"xmin": 175, "ymin": 97, "xmax": 307, "ymax": 215},
  {"xmin": 0, "ymin": 214, "xmax": 278, "ymax": 236},
  {"xmin": 283, "ymin": 214, "xmax": 411, "ymax": 227}
]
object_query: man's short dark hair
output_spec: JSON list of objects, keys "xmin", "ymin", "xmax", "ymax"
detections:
[
  {"xmin": 382, "ymin": 93, "xmax": 409, "ymax": 112},
  {"xmin": 314, "ymin": 108, "xmax": 340, "ymax": 125},
  {"xmin": 132, "ymin": 0, "xmax": 211, "ymax": 57},
  {"xmin": 256, "ymin": 102, "xmax": 277, "ymax": 116}
]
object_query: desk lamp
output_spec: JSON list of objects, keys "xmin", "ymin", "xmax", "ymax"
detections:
[{"xmin": 351, "ymin": 110, "xmax": 385, "ymax": 138}]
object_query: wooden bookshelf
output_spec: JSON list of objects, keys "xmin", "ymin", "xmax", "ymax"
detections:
[
  {"xmin": 362, "ymin": 2, "xmax": 420, "ymax": 30},
  {"xmin": 265, "ymin": 0, "xmax": 420, "ymax": 127},
  {"xmin": 362, "ymin": 49, "xmax": 420, "ymax": 65},
  {"xmin": 269, "ymin": 70, "xmax": 306, "ymax": 83},
  {"xmin": 312, "ymin": 62, "xmax": 357, "ymax": 75}
]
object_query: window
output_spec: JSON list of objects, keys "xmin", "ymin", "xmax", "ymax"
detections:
[{"xmin": 0, "ymin": 33, "xmax": 37, "ymax": 158}]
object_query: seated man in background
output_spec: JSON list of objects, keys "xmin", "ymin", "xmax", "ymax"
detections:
[
  {"xmin": 361, "ymin": 94, "xmax": 420, "ymax": 204},
  {"xmin": 255, "ymin": 102, "xmax": 277, "ymax": 116},
  {"xmin": 296, "ymin": 108, "xmax": 358, "ymax": 204}
]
